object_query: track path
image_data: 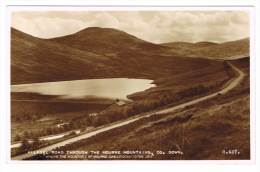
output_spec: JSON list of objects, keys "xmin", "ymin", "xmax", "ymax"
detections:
[{"xmin": 12, "ymin": 62, "xmax": 244, "ymax": 160}]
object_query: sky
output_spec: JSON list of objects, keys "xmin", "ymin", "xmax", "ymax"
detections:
[{"xmin": 11, "ymin": 11, "xmax": 249, "ymax": 44}]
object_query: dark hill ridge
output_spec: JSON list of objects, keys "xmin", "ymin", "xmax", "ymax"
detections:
[
  {"xmin": 50, "ymin": 27, "xmax": 167, "ymax": 54},
  {"xmin": 194, "ymin": 38, "xmax": 250, "ymax": 59},
  {"xmin": 194, "ymin": 41, "xmax": 218, "ymax": 47},
  {"xmin": 162, "ymin": 38, "xmax": 249, "ymax": 60},
  {"xmin": 162, "ymin": 41, "xmax": 217, "ymax": 50},
  {"xmin": 11, "ymin": 28, "xmax": 115, "ymax": 84},
  {"xmin": 11, "ymin": 27, "xmax": 223, "ymax": 85},
  {"xmin": 11, "ymin": 28, "xmax": 37, "ymax": 41},
  {"xmin": 162, "ymin": 42, "xmax": 195, "ymax": 50}
]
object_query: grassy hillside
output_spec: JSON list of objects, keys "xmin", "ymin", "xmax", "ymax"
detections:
[
  {"xmin": 11, "ymin": 28, "xmax": 109, "ymax": 84},
  {"xmin": 162, "ymin": 38, "xmax": 249, "ymax": 60},
  {"xmin": 192, "ymin": 38, "xmax": 249, "ymax": 60},
  {"xmin": 162, "ymin": 41, "xmax": 217, "ymax": 49},
  {"xmin": 11, "ymin": 101, "xmax": 109, "ymax": 118},
  {"xmin": 11, "ymin": 28, "xmax": 223, "ymax": 85},
  {"xmin": 31, "ymin": 57, "xmax": 249, "ymax": 160},
  {"xmin": 50, "ymin": 27, "xmax": 167, "ymax": 53}
]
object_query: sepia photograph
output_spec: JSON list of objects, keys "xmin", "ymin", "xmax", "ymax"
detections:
[{"xmin": 9, "ymin": 8, "xmax": 252, "ymax": 161}]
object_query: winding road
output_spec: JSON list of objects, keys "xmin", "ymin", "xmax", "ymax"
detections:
[{"xmin": 11, "ymin": 62, "xmax": 244, "ymax": 160}]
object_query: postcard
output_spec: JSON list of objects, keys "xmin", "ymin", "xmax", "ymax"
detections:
[{"xmin": 7, "ymin": 6, "xmax": 254, "ymax": 163}]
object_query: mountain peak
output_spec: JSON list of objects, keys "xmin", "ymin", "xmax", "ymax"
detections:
[
  {"xmin": 49, "ymin": 27, "xmax": 165, "ymax": 53},
  {"xmin": 76, "ymin": 27, "xmax": 122, "ymax": 34}
]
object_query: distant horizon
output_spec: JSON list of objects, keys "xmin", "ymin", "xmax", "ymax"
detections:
[
  {"xmin": 11, "ymin": 11, "xmax": 249, "ymax": 44},
  {"xmin": 11, "ymin": 26, "xmax": 250, "ymax": 44}
]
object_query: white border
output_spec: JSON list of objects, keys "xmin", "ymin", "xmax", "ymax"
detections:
[
  {"xmin": 1, "ymin": 1, "xmax": 259, "ymax": 172},
  {"xmin": 6, "ymin": 6, "xmax": 256, "ymax": 164}
]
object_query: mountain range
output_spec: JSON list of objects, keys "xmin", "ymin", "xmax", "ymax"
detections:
[
  {"xmin": 162, "ymin": 38, "xmax": 249, "ymax": 59},
  {"xmin": 11, "ymin": 27, "xmax": 249, "ymax": 84}
]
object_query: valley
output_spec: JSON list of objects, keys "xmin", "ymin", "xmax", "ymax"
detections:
[
  {"xmin": 10, "ymin": 26, "xmax": 250, "ymax": 160},
  {"xmin": 12, "ymin": 58, "xmax": 250, "ymax": 160}
]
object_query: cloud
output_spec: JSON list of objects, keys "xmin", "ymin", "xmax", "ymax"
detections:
[
  {"xmin": 12, "ymin": 14, "xmax": 87, "ymax": 38},
  {"xmin": 11, "ymin": 11, "xmax": 249, "ymax": 43}
]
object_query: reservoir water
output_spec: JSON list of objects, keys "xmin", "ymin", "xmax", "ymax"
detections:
[{"xmin": 11, "ymin": 78, "xmax": 155, "ymax": 100}]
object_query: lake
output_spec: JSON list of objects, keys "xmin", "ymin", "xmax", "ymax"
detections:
[{"xmin": 11, "ymin": 78, "xmax": 156, "ymax": 100}]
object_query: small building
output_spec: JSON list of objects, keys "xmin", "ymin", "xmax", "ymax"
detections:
[{"xmin": 106, "ymin": 99, "xmax": 126, "ymax": 110}]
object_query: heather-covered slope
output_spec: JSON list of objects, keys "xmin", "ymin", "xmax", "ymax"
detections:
[
  {"xmin": 11, "ymin": 27, "xmax": 221, "ymax": 84},
  {"xmin": 162, "ymin": 38, "xmax": 249, "ymax": 60}
]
